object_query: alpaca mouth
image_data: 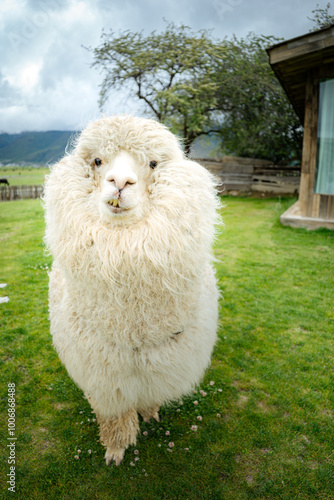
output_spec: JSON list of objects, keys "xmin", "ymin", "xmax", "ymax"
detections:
[
  {"xmin": 106, "ymin": 198, "xmax": 129, "ymax": 214},
  {"xmin": 108, "ymin": 198, "xmax": 120, "ymax": 208}
]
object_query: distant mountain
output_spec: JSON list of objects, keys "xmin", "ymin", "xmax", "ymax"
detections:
[
  {"xmin": 0, "ymin": 130, "xmax": 221, "ymax": 166},
  {"xmin": 0, "ymin": 131, "xmax": 76, "ymax": 165}
]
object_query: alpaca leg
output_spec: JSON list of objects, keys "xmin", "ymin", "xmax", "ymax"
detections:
[
  {"xmin": 97, "ymin": 408, "xmax": 139, "ymax": 466},
  {"xmin": 139, "ymin": 404, "xmax": 161, "ymax": 423}
]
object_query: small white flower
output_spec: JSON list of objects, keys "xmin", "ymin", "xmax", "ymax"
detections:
[
  {"xmin": 143, "ymin": 431, "xmax": 148, "ymax": 436},
  {"xmin": 197, "ymin": 416, "xmax": 202, "ymax": 421},
  {"xmin": 88, "ymin": 450, "xmax": 92, "ymax": 454},
  {"xmin": 217, "ymin": 413, "xmax": 221, "ymax": 418},
  {"xmin": 135, "ymin": 457, "xmax": 139, "ymax": 461},
  {"xmin": 210, "ymin": 381, "xmax": 215, "ymax": 386},
  {"xmin": 158, "ymin": 444, "xmax": 161, "ymax": 447},
  {"xmin": 191, "ymin": 425, "xmax": 198, "ymax": 432},
  {"xmin": 168, "ymin": 442, "xmax": 175, "ymax": 448},
  {"xmin": 176, "ymin": 408, "xmax": 180, "ymax": 412},
  {"xmin": 130, "ymin": 461, "xmax": 135, "ymax": 466},
  {"xmin": 134, "ymin": 449, "xmax": 139, "ymax": 455},
  {"xmin": 77, "ymin": 449, "xmax": 81, "ymax": 454},
  {"xmin": 165, "ymin": 431, "xmax": 170, "ymax": 436},
  {"xmin": 193, "ymin": 400, "xmax": 199, "ymax": 406},
  {"xmin": 218, "ymin": 389, "xmax": 222, "ymax": 392},
  {"xmin": 74, "ymin": 455, "xmax": 79, "ymax": 460}
]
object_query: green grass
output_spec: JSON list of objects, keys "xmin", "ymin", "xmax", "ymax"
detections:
[
  {"xmin": 0, "ymin": 197, "xmax": 333, "ymax": 499},
  {"xmin": 0, "ymin": 166, "xmax": 49, "ymax": 186}
]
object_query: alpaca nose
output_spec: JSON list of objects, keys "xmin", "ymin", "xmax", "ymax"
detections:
[
  {"xmin": 105, "ymin": 151, "xmax": 138, "ymax": 191},
  {"xmin": 105, "ymin": 171, "xmax": 137, "ymax": 191}
]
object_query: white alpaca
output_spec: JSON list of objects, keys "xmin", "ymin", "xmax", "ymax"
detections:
[{"xmin": 44, "ymin": 115, "xmax": 220, "ymax": 466}]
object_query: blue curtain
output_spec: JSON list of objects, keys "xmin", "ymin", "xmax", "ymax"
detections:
[{"xmin": 315, "ymin": 79, "xmax": 334, "ymax": 195}]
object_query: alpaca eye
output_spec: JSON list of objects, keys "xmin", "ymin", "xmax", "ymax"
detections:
[
  {"xmin": 149, "ymin": 160, "xmax": 157, "ymax": 169},
  {"xmin": 94, "ymin": 158, "xmax": 102, "ymax": 166}
]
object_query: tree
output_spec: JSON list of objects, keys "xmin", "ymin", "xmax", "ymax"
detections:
[
  {"xmin": 308, "ymin": 2, "xmax": 334, "ymax": 30},
  {"xmin": 90, "ymin": 23, "xmax": 225, "ymax": 154},
  {"xmin": 89, "ymin": 25, "xmax": 303, "ymax": 163},
  {"xmin": 215, "ymin": 34, "xmax": 303, "ymax": 163}
]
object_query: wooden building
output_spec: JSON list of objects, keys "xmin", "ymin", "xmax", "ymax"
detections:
[{"xmin": 267, "ymin": 25, "xmax": 334, "ymax": 230}]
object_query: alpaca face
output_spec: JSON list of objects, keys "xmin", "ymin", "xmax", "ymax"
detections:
[
  {"xmin": 71, "ymin": 115, "xmax": 185, "ymax": 226},
  {"xmin": 96, "ymin": 150, "xmax": 150, "ymax": 223}
]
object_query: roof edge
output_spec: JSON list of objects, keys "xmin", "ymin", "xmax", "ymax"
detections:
[{"xmin": 266, "ymin": 23, "xmax": 334, "ymax": 55}]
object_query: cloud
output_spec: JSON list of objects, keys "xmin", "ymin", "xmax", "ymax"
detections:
[{"xmin": 0, "ymin": 0, "xmax": 320, "ymax": 133}]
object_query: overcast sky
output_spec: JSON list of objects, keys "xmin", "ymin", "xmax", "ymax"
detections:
[{"xmin": 0, "ymin": 0, "xmax": 327, "ymax": 134}]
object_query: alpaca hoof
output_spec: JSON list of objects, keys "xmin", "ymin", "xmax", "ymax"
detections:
[
  {"xmin": 153, "ymin": 411, "xmax": 160, "ymax": 422},
  {"xmin": 143, "ymin": 411, "xmax": 160, "ymax": 423},
  {"xmin": 105, "ymin": 448, "xmax": 125, "ymax": 466}
]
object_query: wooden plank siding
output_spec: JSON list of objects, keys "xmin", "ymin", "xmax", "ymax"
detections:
[
  {"xmin": 268, "ymin": 26, "xmax": 334, "ymax": 228},
  {"xmin": 267, "ymin": 26, "xmax": 334, "ymax": 123},
  {"xmin": 298, "ymin": 65, "xmax": 334, "ymax": 221},
  {"xmin": 299, "ymin": 70, "xmax": 319, "ymax": 217}
]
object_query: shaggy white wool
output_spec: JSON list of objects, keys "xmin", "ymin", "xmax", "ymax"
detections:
[{"xmin": 44, "ymin": 114, "xmax": 221, "ymax": 456}]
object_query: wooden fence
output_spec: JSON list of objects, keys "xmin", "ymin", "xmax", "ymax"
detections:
[
  {"xmin": 0, "ymin": 185, "xmax": 43, "ymax": 201},
  {"xmin": 197, "ymin": 156, "xmax": 301, "ymax": 195},
  {"xmin": 0, "ymin": 158, "xmax": 301, "ymax": 201}
]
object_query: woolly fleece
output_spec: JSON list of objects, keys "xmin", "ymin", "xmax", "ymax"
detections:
[{"xmin": 44, "ymin": 114, "xmax": 221, "ymax": 460}]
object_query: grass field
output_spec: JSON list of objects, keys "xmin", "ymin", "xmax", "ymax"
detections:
[
  {"xmin": 0, "ymin": 197, "xmax": 333, "ymax": 499},
  {"xmin": 0, "ymin": 167, "xmax": 49, "ymax": 186}
]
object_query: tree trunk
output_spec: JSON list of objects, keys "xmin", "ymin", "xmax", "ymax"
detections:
[
  {"xmin": 183, "ymin": 133, "xmax": 196, "ymax": 157},
  {"xmin": 183, "ymin": 140, "xmax": 191, "ymax": 156}
]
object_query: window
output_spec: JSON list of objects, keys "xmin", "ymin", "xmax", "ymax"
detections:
[{"xmin": 314, "ymin": 78, "xmax": 334, "ymax": 195}]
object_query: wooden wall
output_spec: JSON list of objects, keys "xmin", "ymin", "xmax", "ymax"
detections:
[{"xmin": 299, "ymin": 66, "xmax": 334, "ymax": 220}]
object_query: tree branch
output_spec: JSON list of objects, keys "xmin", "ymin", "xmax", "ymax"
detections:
[{"xmin": 135, "ymin": 77, "xmax": 161, "ymax": 120}]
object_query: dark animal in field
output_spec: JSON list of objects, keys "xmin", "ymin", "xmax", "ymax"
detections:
[{"xmin": 0, "ymin": 178, "xmax": 9, "ymax": 185}]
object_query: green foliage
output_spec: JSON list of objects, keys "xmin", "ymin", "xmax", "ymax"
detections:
[
  {"xmin": 90, "ymin": 25, "xmax": 302, "ymax": 162},
  {"xmin": 216, "ymin": 34, "xmax": 303, "ymax": 163},
  {"xmin": 308, "ymin": 2, "xmax": 334, "ymax": 30},
  {"xmin": 1, "ymin": 198, "xmax": 333, "ymax": 498},
  {"xmin": 90, "ymin": 22, "xmax": 225, "ymax": 153}
]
